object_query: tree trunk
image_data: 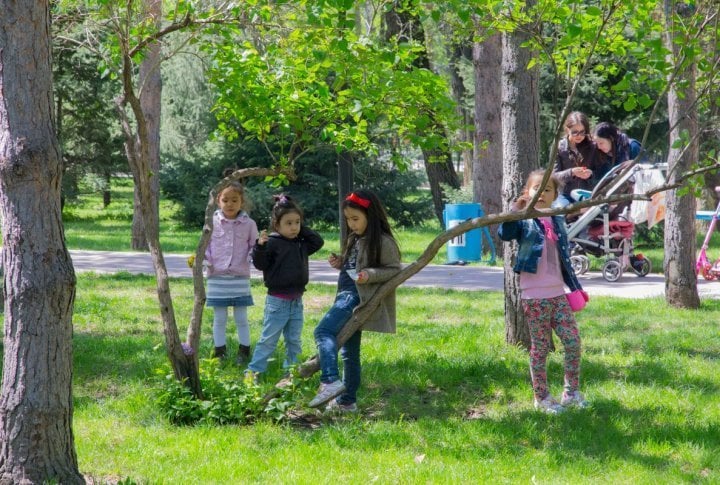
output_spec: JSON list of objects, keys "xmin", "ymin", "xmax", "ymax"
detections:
[
  {"xmin": 131, "ymin": 0, "xmax": 162, "ymax": 251},
  {"xmin": 473, "ymin": 29, "xmax": 504, "ymax": 257},
  {"xmin": 448, "ymin": 42, "xmax": 473, "ymax": 185},
  {"xmin": 383, "ymin": 0, "xmax": 459, "ymax": 223},
  {"xmin": 501, "ymin": 24, "xmax": 540, "ymax": 349},
  {"xmin": 0, "ymin": 0, "xmax": 83, "ymax": 481},
  {"xmin": 114, "ymin": 1, "xmax": 202, "ymax": 396},
  {"xmin": 663, "ymin": 0, "xmax": 700, "ymax": 308}
]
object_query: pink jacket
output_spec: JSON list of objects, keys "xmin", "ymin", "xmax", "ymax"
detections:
[{"xmin": 205, "ymin": 211, "xmax": 258, "ymax": 277}]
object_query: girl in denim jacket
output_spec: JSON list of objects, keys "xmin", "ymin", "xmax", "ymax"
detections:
[
  {"xmin": 498, "ymin": 170, "xmax": 589, "ymax": 414},
  {"xmin": 205, "ymin": 182, "xmax": 258, "ymax": 364}
]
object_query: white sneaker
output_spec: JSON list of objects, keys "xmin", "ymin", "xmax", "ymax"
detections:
[
  {"xmin": 308, "ymin": 380, "xmax": 346, "ymax": 408},
  {"xmin": 561, "ymin": 390, "xmax": 590, "ymax": 408},
  {"xmin": 534, "ymin": 395, "xmax": 565, "ymax": 414},
  {"xmin": 325, "ymin": 399, "xmax": 358, "ymax": 414}
]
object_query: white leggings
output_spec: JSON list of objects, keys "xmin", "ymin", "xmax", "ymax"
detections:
[{"xmin": 212, "ymin": 306, "xmax": 250, "ymax": 347}]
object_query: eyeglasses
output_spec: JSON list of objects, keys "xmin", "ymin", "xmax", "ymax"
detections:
[{"xmin": 570, "ymin": 130, "xmax": 586, "ymax": 137}]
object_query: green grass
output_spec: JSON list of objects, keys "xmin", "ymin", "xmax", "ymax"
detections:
[{"xmin": 73, "ymin": 273, "xmax": 720, "ymax": 483}]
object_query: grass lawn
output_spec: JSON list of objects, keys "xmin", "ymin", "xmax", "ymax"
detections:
[{"xmin": 73, "ymin": 273, "xmax": 720, "ymax": 483}]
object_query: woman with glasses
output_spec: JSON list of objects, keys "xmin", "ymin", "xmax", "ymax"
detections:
[{"xmin": 552, "ymin": 111, "xmax": 607, "ymax": 208}]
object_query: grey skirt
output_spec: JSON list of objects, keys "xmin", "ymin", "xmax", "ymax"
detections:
[{"xmin": 206, "ymin": 276, "xmax": 254, "ymax": 307}]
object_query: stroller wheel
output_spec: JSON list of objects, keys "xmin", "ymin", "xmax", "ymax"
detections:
[
  {"xmin": 630, "ymin": 255, "xmax": 652, "ymax": 277},
  {"xmin": 602, "ymin": 259, "xmax": 623, "ymax": 282},
  {"xmin": 571, "ymin": 255, "xmax": 590, "ymax": 275}
]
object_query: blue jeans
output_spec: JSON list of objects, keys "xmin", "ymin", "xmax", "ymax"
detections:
[
  {"xmin": 247, "ymin": 295, "xmax": 303, "ymax": 373},
  {"xmin": 314, "ymin": 289, "xmax": 362, "ymax": 404}
]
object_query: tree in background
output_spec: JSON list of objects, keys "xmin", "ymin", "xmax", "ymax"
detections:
[
  {"xmin": 0, "ymin": 0, "xmax": 83, "ymax": 480},
  {"xmin": 382, "ymin": 0, "xmax": 461, "ymax": 223},
  {"xmin": 52, "ymin": 14, "xmax": 126, "ymax": 206},
  {"xmin": 663, "ymin": 0, "xmax": 701, "ymax": 308}
]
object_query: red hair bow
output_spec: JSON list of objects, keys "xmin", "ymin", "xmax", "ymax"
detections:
[{"xmin": 346, "ymin": 192, "xmax": 371, "ymax": 208}]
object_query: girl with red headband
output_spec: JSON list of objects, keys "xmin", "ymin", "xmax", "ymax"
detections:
[{"xmin": 308, "ymin": 189, "xmax": 401, "ymax": 412}]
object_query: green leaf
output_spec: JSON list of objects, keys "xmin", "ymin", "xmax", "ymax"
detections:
[{"xmin": 623, "ymin": 96, "xmax": 637, "ymax": 111}]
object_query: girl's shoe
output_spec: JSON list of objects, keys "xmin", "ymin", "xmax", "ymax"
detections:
[
  {"xmin": 534, "ymin": 395, "xmax": 565, "ymax": 414},
  {"xmin": 212, "ymin": 345, "xmax": 227, "ymax": 360},
  {"xmin": 308, "ymin": 380, "xmax": 345, "ymax": 408},
  {"xmin": 235, "ymin": 345, "xmax": 251, "ymax": 365},
  {"xmin": 325, "ymin": 399, "xmax": 358, "ymax": 414},
  {"xmin": 561, "ymin": 390, "xmax": 590, "ymax": 408}
]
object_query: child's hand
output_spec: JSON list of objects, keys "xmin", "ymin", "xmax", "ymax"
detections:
[
  {"xmin": 355, "ymin": 270, "xmax": 369, "ymax": 284},
  {"xmin": 328, "ymin": 252, "xmax": 343, "ymax": 269},
  {"xmin": 511, "ymin": 196, "xmax": 529, "ymax": 212},
  {"xmin": 257, "ymin": 230, "xmax": 269, "ymax": 246}
]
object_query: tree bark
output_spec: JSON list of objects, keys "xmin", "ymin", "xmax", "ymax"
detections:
[
  {"xmin": 501, "ymin": 22, "xmax": 540, "ymax": 349},
  {"xmin": 0, "ymin": 0, "xmax": 83, "ymax": 481},
  {"xmin": 473, "ymin": 29, "xmax": 504, "ymax": 257},
  {"xmin": 131, "ymin": 0, "xmax": 163, "ymax": 251},
  {"xmin": 663, "ymin": 0, "xmax": 700, "ymax": 307}
]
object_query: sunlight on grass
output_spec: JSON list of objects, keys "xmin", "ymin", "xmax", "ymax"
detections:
[{"xmin": 69, "ymin": 274, "xmax": 720, "ymax": 483}]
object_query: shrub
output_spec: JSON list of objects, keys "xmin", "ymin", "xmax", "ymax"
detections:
[{"xmin": 154, "ymin": 360, "xmax": 307, "ymax": 425}]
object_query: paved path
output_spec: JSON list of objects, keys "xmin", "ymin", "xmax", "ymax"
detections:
[{"xmin": 68, "ymin": 250, "xmax": 720, "ymax": 299}]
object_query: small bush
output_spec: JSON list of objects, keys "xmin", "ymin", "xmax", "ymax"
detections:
[{"xmin": 154, "ymin": 360, "xmax": 306, "ymax": 425}]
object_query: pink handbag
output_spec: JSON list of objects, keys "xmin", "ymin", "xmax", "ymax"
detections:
[{"xmin": 566, "ymin": 289, "xmax": 589, "ymax": 312}]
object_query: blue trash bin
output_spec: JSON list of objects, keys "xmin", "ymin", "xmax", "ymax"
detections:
[{"xmin": 443, "ymin": 203, "xmax": 482, "ymax": 263}]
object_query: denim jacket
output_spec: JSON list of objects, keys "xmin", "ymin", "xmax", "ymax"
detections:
[{"xmin": 498, "ymin": 215, "xmax": 583, "ymax": 292}]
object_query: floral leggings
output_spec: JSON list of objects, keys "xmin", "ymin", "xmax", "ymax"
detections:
[{"xmin": 521, "ymin": 295, "xmax": 582, "ymax": 401}]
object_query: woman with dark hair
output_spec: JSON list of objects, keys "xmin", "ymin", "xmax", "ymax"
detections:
[
  {"xmin": 593, "ymin": 121, "xmax": 642, "ymax": 168},
  {"xmin": 552, "ymin": 111, "xmax": 606, "ymax": 207}
]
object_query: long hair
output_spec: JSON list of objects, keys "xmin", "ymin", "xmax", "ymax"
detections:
[
  {"xmin": 564, "ymin": 111, "xmax": 591, "ymax": 134},
  {"xmin": 593, "ymin": 121, "xmax": 621, "ymax": 145},
  {"xmin": 341, "ymin": 189, "xmax": 398, "ymax": 267},
  {"xmin": 270, "ymin": 194, "xmax": 303, "ymax": 231}
]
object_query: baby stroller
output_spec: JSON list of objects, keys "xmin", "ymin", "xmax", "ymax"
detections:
[{"xmin": 565, "ymin": 162, "xmax": 661, "ymax": 282}]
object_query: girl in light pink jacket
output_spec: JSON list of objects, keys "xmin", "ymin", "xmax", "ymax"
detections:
[{"xmin": 205, "ymin": 181, "xmax": 258, "ymax": 364}]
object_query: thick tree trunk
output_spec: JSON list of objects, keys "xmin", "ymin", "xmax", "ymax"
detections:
[
  {"xmin": 501, "ymin": 25, "xmax": 540, "ymax": 349},
  {"xmin": 131, "ymin": 0, "xmax": 162, "ymax": 251},
  {"xmin": 663, "ymin": 0, "xmax": 700, "ymax": 307},
  {"xmin": 0, "ymin": 0, "xmax": 83, "ymax": 481},
  {"xmin": 473, "ymin": 30, "xmax": 504, "ymax": 257}
]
